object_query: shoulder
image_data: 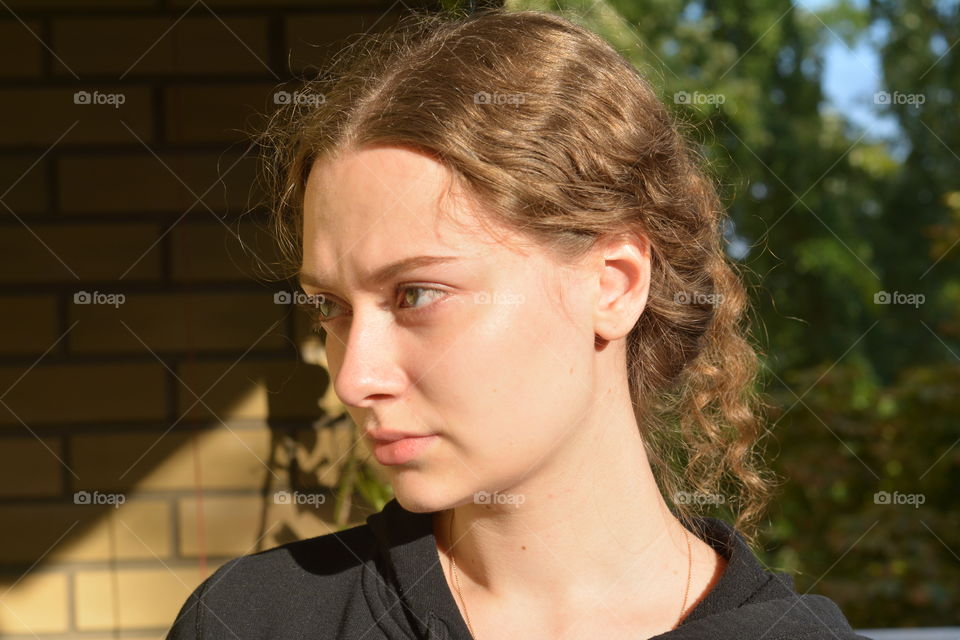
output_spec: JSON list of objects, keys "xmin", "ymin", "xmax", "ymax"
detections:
[
  {"xmin": 166, "ymin": 521, "xmax": 377, "ymax": 639},
  {"xmin": 222, "ymin": 519, "xmax": 377, "ymax": 585},
  {"xmin": 675, "ymin": 518, "xmax": 867, "ymax": 639}
]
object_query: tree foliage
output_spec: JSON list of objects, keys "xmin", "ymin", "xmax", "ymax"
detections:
[{"xmin": 496, "ymin": 0, "xmax": 960, "ymax": 626}]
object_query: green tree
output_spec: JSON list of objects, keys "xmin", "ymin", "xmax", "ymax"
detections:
[{"xmin": 497, "ymin": 0, "xmax": 959, "ymax": 625}]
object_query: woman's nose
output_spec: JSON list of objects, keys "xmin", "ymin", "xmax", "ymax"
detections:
[{"xmin": 329, "ymin": 311, "xmax": 405, "ymax": 407}]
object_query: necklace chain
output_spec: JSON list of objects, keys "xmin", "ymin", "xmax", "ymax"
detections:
[{"xmin": 446, "ymin": 510, "xmax": 693, "ymax": 639}]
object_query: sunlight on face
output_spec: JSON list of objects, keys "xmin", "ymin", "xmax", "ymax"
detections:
[{"xmin": 300, "ymin": 145, "xmax": 602, "ymax": 513}]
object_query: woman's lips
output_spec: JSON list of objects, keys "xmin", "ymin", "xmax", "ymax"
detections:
[{"xmin": 371, "ymin": 434, "xmax": 439, "ymax": 465}]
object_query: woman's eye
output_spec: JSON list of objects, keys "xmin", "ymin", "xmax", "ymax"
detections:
[
  {"xmin": 310, "ymin": 285, "xmax": 447, "ymax": 331},
  {"xmin": 314, "ymin": 295, "xmax": 340, "ymax": 324},
  {"xmin": 398, "ymin": 285, "xmax": 443, "ymax": 310}
]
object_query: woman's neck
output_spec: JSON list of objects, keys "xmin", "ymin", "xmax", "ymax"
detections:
[{"xmin": 432, "ymin": 403, "xmax": 702, "ymax": 609}]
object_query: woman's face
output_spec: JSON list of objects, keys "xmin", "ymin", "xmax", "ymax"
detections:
[{"xmin": 300, "ymin": 145, "xmax": 605, "ymax": 513}]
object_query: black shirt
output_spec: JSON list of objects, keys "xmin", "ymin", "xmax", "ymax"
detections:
[{"xmin": 167, "ymin": 498, "xmax": 867, "ymax": 639}]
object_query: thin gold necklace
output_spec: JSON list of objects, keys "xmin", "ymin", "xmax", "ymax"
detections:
[{"xmin": 446, "ymin": 510, "xmax": 693, "ymax": 639}]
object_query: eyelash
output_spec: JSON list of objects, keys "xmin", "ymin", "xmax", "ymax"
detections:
[{"xmin": 306, "ymin": 285, "xmax": 448, "ymax": 333}]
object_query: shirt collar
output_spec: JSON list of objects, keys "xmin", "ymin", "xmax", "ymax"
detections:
[{"xmin": 365, "ymin": 498, "xmax": 780, "ymax": 638}]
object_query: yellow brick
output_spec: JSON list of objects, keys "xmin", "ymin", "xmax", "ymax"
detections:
[
  {"xmin": 79, "ymin": 636, "xmax": 165, "ymax": 640},
  {"xmin": 0, "ymin": 436, "xmax": 62, "ymax": 497},
  {"xmin": 178, "ymin": 495, "xmax": 261, "ymax": 557},
  {"xmin": 0, "ymin": 571, "xmax": 68, "ymax": 633},
  {"xmin": 164, "ymin": 83, "xmax": 276, "ymax": 144},
  {"xmin": 177, "ymin": 359, "xmax": 325, "ymax": 421},
  {"xmin": 72, "ymin": 428, "xmax": 279, "ymax": 491},
  {"xmin": 74, "ymin": 564, "xmax": 225, "ymax": 631},
  {"xmin": 59, "ymin": 152, "xmax": 256, "ymax": 215},
  {"xmin": 288, "ymin": 420, "xmax": 355, "ymax": 489},
  {"xmin": 0, "ymin": 504, "xmax": 83, "ymax": 565},
  {"xmin": 0, "ymin": 363, "xmax": 166, "ymax": 426},
  {"xmin": 68, "ymin": 500, "xmax": 171, "ymax": 562},
  {"xmin": 70, "ymin": 292, "xmax": 287, "ymax": 353},
  {"xmin": 80, "ymin": 636, "xmax": 165, "ymax": 640},
  {"xmin": 169, "ymin": 221, "xmax": 282, "ymax": 282},
  {"xmin": 0, "ymin": 223, "xmax": 162, "ymax": 283},
  {"xmin": 291, "ymin": 307, "xmax": 331, "ymax": 368},
  {"xmin": 0, "ymin": 87, "xmax": 152, "ymax": 145},
  {"xmin": 53, "ymin": 16, "xmax": 270, "ymax": 76},
  {"xmin": 0, "ymin": 154, "xmax": 48, "ymax": 213},
  {"xmin": 263, "ymin": 492, "xmax": 347, "ymax": 548},
  {"xmin": 0, "ymin": 296, "xmax": 58, "ymax": 354},
  {"xmin": 0, "ymin": 20, "xmax": 42, "ymax": 77},
  {"xmin": 179, "ymin": 492, "xmax": 345, "ymax": 557},
  {"xmin": 0, "ymin": 500, "xmax": 168, "ymax": 564},
  {"xmin": 7, "ymin": 0, "xmax": 151, "ymax": 5}
]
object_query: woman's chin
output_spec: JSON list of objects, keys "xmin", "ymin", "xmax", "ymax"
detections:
[{"xmin": 389, "ymin": 482, "xmax": 464, "ymax": 514}]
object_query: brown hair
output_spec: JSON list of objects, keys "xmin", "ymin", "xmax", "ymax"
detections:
[{"xmin": 256, "ymin": 7, "xmax": 776, "ymax": 545}]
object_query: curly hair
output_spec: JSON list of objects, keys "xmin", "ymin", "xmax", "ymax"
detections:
[{"xmin": 255, "ymin": 7, "xmax": 777, "ymax": 546}]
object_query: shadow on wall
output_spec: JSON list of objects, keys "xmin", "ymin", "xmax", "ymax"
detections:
[{"xmin": 0, "ymin": 0, "xmax": 432, "ymax": 635}]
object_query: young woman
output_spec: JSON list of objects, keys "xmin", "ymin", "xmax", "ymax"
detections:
[{"xmin": 169, "ymin": 8, "xmax": 865, "ymax": 639}]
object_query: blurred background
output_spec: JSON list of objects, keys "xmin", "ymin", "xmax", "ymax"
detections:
[{"xmin": 0, "ymin": 0, "xmax": 956, "ymax": 637}]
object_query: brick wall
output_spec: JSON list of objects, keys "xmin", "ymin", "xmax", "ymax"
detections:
[{"xmin": 0, "ymin": 1, "xmax": 435, "ymax": 636}]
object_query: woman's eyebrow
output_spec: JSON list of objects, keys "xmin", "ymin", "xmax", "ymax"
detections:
[{"xmin": 298, "ymin": 255, "xmax": 462, "ymax": 291}]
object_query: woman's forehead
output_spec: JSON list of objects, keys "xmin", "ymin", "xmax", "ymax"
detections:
[
  {"xmin": 305, "ymin": 148, "xmax": 468, "ymax": 234},
  {"xmin": 302, "ymin": 146, "xmax": 542, "ymax": 265},
  {"xmin": 306, "ymin": 145, "xmax": 452, "ymax": 203}
]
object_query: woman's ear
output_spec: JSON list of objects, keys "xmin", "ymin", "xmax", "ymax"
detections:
[{"xmin": 592, "ymin": 232, "xmax": 651, "ymax": 344}]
